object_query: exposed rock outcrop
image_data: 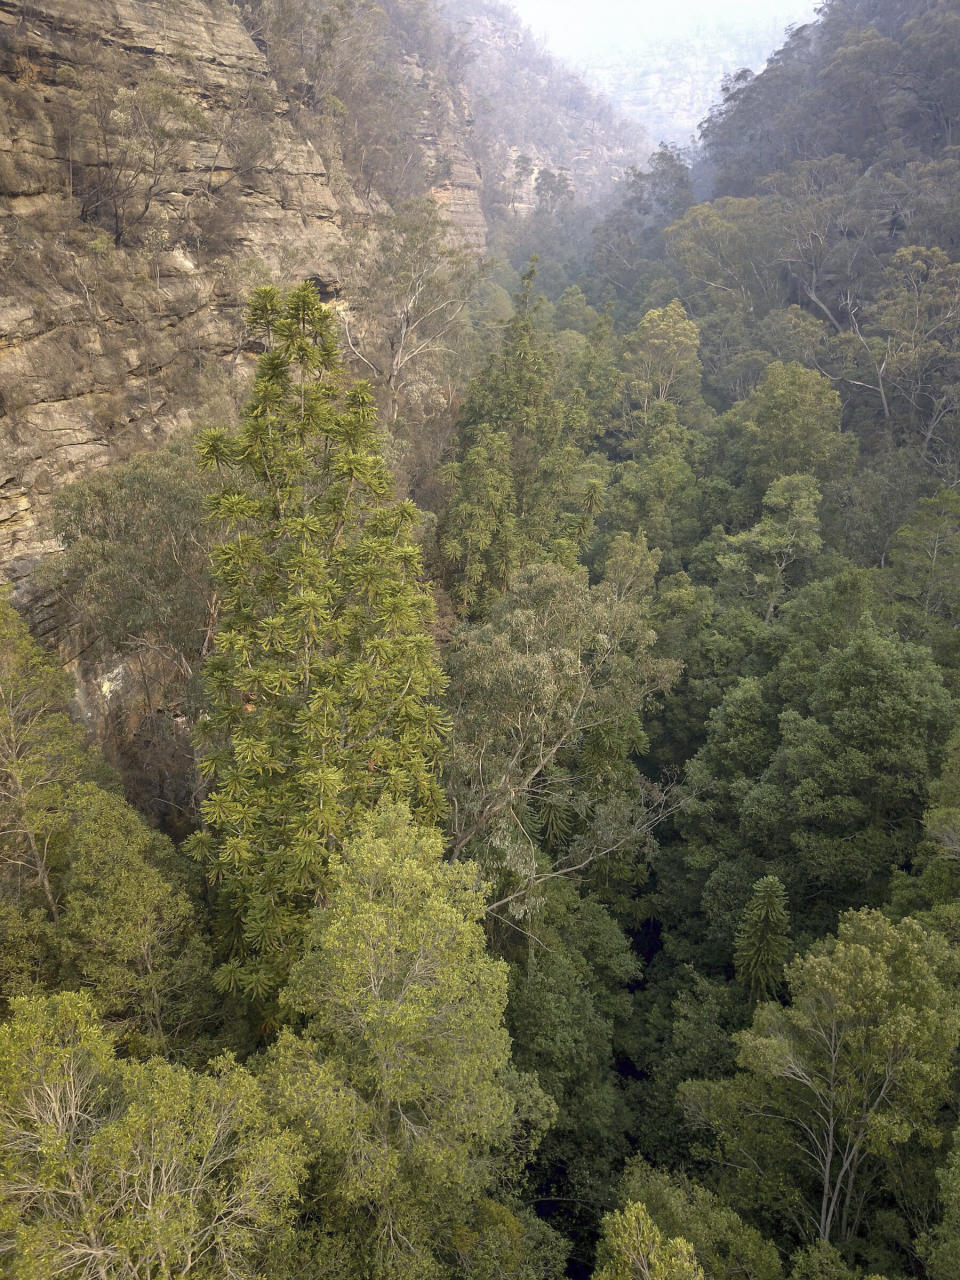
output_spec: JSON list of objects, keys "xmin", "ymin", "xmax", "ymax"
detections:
[
  {"xmin": 0, "ymin": 0, "xmax": 354, "ymax": 566},
  {"xmin": 0, "ymin": 0, "xmax": 641, "ymax": 581},
  {"xmin": 429, "ymin": 111, "xmax": 487, "ymax": 251}
]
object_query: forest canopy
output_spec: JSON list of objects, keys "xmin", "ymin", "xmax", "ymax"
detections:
[{"xmin": 5, "ymin": 2, "xmax": 960, "ymax": 1280}]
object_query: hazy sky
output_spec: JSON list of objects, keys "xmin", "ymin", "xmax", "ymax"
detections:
[{"xmin": 506, "ymin": 0, "xmax": 820, "ymax": 64}]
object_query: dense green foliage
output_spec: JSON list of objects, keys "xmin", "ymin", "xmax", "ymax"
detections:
[
  {"xmin": 682, "ymin": 911, "xmax": 960, "ymax": 1249},
  {"xmin": 263, "ymin": 803, "xmax": 558, "ymax": 1279},
  {"xmin": 0, "ymin": 992, "xmax": 303, "ymax": 1278},
  {"xmin": 189, "ymin": 284, "xmax": 447, "ymax": 1011},
  {"xmin": 10, "ymin": 1, "xmax": 960, "ymax": 1277},
  {"xmin": 0, "ymin": 598, "xmax": 216, "ymax": 1057}
]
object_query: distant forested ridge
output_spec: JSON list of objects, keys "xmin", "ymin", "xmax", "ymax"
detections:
[
  {"xmin": 4, "ymin": 2, "xmax": 960, "ymax": 1279},
  {"xmin": 569, "ymin": 2, "xmax": 818, "ymax": 145}
]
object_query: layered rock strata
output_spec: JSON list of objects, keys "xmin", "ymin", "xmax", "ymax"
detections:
[{"xmin": 0, "ymin": 0, "xmax": 351, "ymax": 566}]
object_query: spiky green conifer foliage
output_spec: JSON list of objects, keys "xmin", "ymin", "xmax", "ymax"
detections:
[
  {"xmin": 734, "ymin": 875, "xmax": 792, "ymax": 1003},
  {"xmin": 190, "ymin": 283, "xmax": 448, "ymax": 1011}
]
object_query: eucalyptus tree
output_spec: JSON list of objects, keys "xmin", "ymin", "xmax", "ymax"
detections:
[{"xmin": 681, "ymin": 910, "xmax": 960, "ymax": 1249}]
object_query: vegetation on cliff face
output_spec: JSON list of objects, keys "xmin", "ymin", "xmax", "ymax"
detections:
[
  {"xmin": 7, "ymin": 1, "xmax": 960, "ymax": 1279},
  {"xmin": 0, "ymin": 0, "xmax": 636, "ymax": 568}
]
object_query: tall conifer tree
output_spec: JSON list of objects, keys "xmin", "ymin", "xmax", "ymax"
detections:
[
  {"xmin": 734, "ymin": 875, "xmax": 791, "ymax": 1002},
  {"xmin": 190, "ymin": 284, "xmax": 447, "ymax": 1010}
]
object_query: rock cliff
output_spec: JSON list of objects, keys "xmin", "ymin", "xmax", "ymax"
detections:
[
  {"xmin": 0, "ymin": 0, "xmax": 354, "ymax": 568},
  {"xmin": 0, "ymin": 0, "xmax": 638, "ymax": 584},
  {"xmin": 442, "ymin": 0, "xmax": 648, "ymax": 219}
]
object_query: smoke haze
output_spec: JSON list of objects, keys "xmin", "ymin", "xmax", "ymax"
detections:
[{"xmin": 507, "ymin": 0, "xmax": 820, "ymax": 64}]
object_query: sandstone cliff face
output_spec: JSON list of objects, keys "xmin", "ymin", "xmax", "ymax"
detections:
[
  {"xmin": 408, "ymin": 61, "xmax": 486, "ymax": 250},
  {"xmin": 0, "ymin": 0, "xmax": 355, "ymax": 569},
  {"xmin": 0, "ymin": 0, "xmax": 645, "ymax": 596},
  {"xmin": 429, "ymin": 106, "xmax": 487, "ymax": 251},
  {"xmin": 0, "ymin": 0, "xmax": 639, "ymax": 583}
]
